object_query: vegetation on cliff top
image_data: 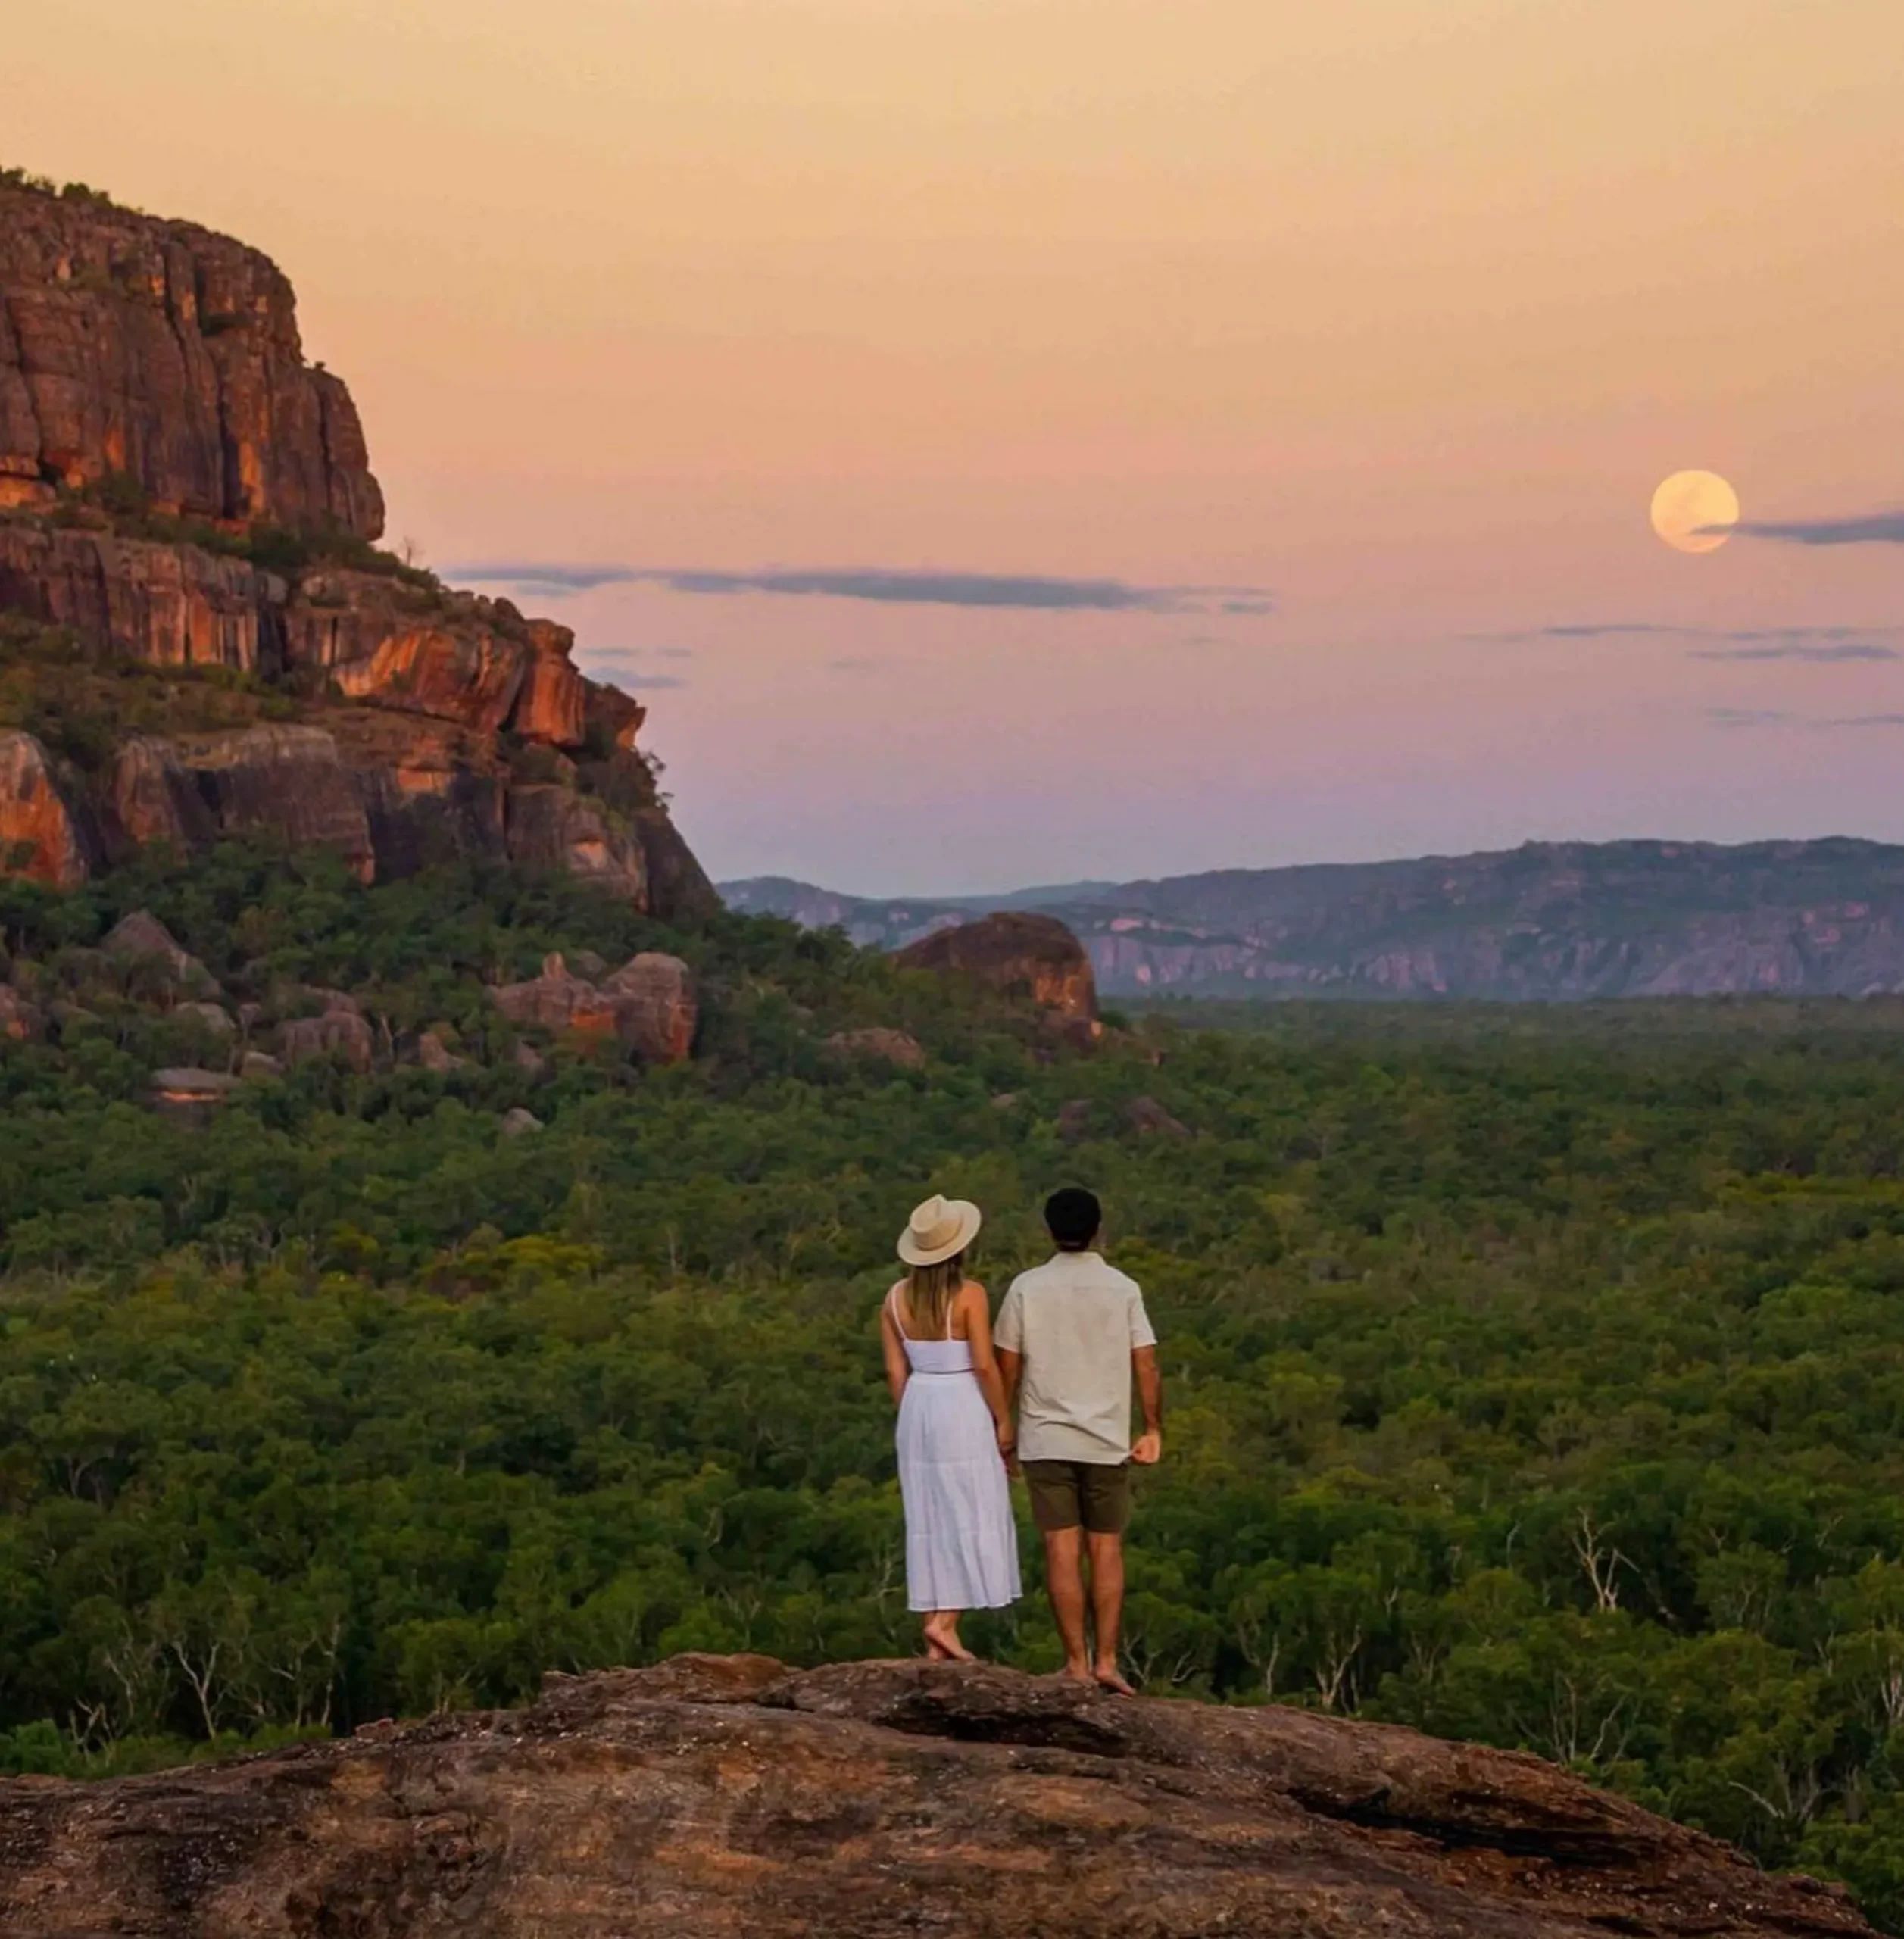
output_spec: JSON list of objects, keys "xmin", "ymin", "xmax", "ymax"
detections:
[{"xmin": 8, "ymin": 848, "xmax": 1904, "ymax": 1924}]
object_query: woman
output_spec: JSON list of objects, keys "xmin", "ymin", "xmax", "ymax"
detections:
[{"xmin": 882, "ymin": 1194, "xmax": 1022, "ymax": 1660}]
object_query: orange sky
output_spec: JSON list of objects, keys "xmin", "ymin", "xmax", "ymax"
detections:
[{"xmin": 11, "ymin": 0, "xmax": 1904, "ymax": 888}]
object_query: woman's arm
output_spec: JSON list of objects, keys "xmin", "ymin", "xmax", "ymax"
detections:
[
  {"xmin": 960, "ymin": 1284, "xmax": 1016, "ymax": 1455},
  {"xmin": 879, "ymin": 1295, "xmax": 910, "ymax": 1407}
]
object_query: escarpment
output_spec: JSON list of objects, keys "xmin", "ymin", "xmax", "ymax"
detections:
[
  {"xmin": 0, "ymin": 178, "xmax": 713, "ymax": 920},
  {"xmin": 0, "ymin": 1656, "xmax": 1875, "ymax": 1937}
]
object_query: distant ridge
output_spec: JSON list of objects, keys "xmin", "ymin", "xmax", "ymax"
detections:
[{"xmin": 723, "ymin": 837, "xmax": 1904, "ymax": 999}]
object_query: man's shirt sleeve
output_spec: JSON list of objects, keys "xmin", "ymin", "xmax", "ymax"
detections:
[
  {"xmin": 1128, "ymin": 1281, "xmax": 1158, "ymax": 1350},
  {"xmin": 994, "ymin": 1279, "xmax": 1024, "ymax": 1353}
]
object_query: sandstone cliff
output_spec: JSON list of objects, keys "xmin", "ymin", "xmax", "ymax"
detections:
[
  {"xmin": 728, "ymin": 839, "xmax": 1904, "ymax": 1001},
  {"xmin": 0, "ymin": 178, "xmax": 713, "ymax": 922},
  {"xmin": 0, "ymin": 1656, "xmax": 1872, "ymax": 1937}
]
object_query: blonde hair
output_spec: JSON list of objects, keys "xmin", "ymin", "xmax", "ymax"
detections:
[{"xmin": 902, "ymin": 1252, "xmax": 966, "ymax": 1338}]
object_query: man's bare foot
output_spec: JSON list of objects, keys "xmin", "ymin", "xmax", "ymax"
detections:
[
  {"xmin": 1093, "ymin": 1666, "xmax": 1137, "ymax": 1697},
  {"xmin": 1059, "ymin": 1661, "xmax": 1094, "ymax": 1684}
]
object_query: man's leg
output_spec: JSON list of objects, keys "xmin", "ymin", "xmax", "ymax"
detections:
[
  {"xmin": 1025, "ymin": 1462, "xmax": 1091, "ymax": 1679},
  {"xmin": 1081, "ymin": 1462, "xmax": 1136, "ymax": 1694},
  {"xmin": 1041, "ymin": 1528, "xmax": 1090, "ymax": 1678},
  {"xmin": 1085, "ymin": 1532, "xmax": 1133, "ymax": 1694}
]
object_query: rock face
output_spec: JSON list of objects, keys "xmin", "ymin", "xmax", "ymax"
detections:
[
  {"xmin": 0, "ymin": 182, "xmax": 381, "ymax": 532},
  {"xmin": 0, "ymin": 1656, "xmax": 1872, "ymax": 1938},
  {"xmin": 0, "ymin": 729, "xmax": 92, "ymax": 886},
  {"xmin": 896, "ymin": 910, "xmax": 1100, "ymax": 1026},
  {"xmin": 0, "ymin": 180, "xmax": 711, "ymax": 923}
]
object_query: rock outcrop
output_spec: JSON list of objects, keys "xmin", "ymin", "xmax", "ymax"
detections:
[
  {"xmin": 0, "ymin": 181, "xmax": 380, "ymax": 532},
  {"xmin": 0, "ymin": 728, "xmax": 92, "ymax": 887},
  {"xmin": 825, "ymin": 1025, "xmax": 927, "ymax": 1068},
  {"xmin": 896, "ymin": 910, "xmax": 1100, "ymax": 1029},
  {"xmin": 490, "ymin": 950, "xmax": 698, "ymax": 1063},
  {"xmin": 0, "ymin": 1656, "xmax": 1873, "ymax": 1937},
  {"xmin": 0, "ymin": 180, "xmax": 713, "ymax": 923}
]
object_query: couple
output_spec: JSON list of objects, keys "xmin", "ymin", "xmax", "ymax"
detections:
[{"xmin": 879, "ymin": 1185, "xmax": 1163, "ymax": 1693}]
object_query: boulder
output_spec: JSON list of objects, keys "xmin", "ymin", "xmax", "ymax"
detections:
[
  {"xmin": 825, "ymin": 1026, "xmax": 926, "ymax": 1069},
  {"xmin": 239, "ymin": 1050, "xmax": 282, "ymax": 1079},
  {"xmin": 417, "ymin": 1029, "xmax": 463, "ymax": 1073},
  {"xmin": 103, "ymin": 910, "xmax": 211, "ymax": 991},
  {"xmin": 0, "ymin": 1656, "xmax": 1873, "ymax": 1939},
  {"xmin": 174, "ymin": 1000, "xmax": 235, "ymax": 1037},
  {"xmin": 598, "ymin": 951, "xmax": 697, "ymax": 1063},
  {"xmin": 0, "ymin": 731, "xmax": 92, "ymax": 888},
  {"xmin": 492, "ymin": 951, "xmax": 696, "ymax": 1065},
  {"xmin": 1057, "ymin": 1097, "xmax": 1094, "ymax": 1142},
  {"xmin": 149, "ymin": 1066, "xmax": 240, "ymax": 1119},
  {"xmin": 895, "ymin": 912, "xmax": 1100, "ymax": 1029},
  {"xmin": 491, "ymin": 953, "xmax": 594, "ymax": 1033},
  {"xmin": 510, "ymin": 1039, "xmax": 548, "ymax": 1077},
  {"xmin": 279, "ymin": 1006, "xmax": 374, "ymax": 1073},
  {"xmin": 501, "ymin": 1106, "xmax": 544, "ymax": 1136},
  {"xmin": 0, "ymin": 985, "xmax": 44, "ymax": 1041},
  {"xmin": 1124, "ymin": 1094, "xmax": 1191, "ymax": 1138}
]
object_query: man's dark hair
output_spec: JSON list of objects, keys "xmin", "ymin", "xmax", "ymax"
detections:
[{"xmin": 1044, "ymin": 1187, "xmax": 1102, "ymax": 1251}]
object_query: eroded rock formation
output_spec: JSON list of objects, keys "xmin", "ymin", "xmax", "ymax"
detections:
[
  {"xmin": 896, "ymin": 910, "xmax": 1100, "ymax": 1030},
  {"xmin": 0, "ymin": 1656, "xmax": 1873, "ymax": 1937},
  {"xmin": 0, "ymin": 180, "xmax": 714, "ymax": 922},
  {"xmin": 490, "ymin": 949, "xmax": 698, "ymax": 1063}
]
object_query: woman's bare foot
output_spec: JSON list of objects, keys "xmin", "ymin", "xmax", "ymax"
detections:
[
  {"xmin": 1093, "ymin": 1664, "xmax": 1137, "ymax": 1697},
  {"xmin": 923, "ymin": 1616, "xmax": 978, "ymax": 1663}
]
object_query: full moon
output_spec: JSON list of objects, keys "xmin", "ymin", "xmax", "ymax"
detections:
[{"xmin": 1650, "ymin": 470, "xmax": 1740, "ymax": 554}]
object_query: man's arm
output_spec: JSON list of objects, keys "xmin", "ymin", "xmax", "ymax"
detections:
[{"xmin": 1131, "ymin": 1346, "xmax": 1163, "ymax": 1464}]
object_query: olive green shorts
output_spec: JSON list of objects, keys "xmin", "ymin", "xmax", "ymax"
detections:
[{"xmin": 1022, "ymin": 1458, "xmax": 1133, "ymax": 1535}]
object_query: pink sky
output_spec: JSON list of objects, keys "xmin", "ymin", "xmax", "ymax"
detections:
[{"xmin": 11, "ymin": 0, "xmax": 1904, "ymax": 890}]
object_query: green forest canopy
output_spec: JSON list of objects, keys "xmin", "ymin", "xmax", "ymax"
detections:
[{"xmin": 7, "ymin": 845, "xmax": 1904, "ymax": 1926}]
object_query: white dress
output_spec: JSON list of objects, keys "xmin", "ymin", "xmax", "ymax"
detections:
[{"xmin": 891, "ymin": 1290, "xmax": 1023, "ymax": 1613}]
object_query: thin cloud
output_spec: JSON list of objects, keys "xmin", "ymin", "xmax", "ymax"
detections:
[
  {"xmin": 1692, "ymin": 642, "xmax": 1899, "ymax": 663},
  {"xmin": 827, "ymin": 654, "xmax": 883, "ymax": 671},
  {"xmin": 1479, "ymin": 621, "xmax": 1904, "ymax": 654},
  {"xmin": 453, "ymin": 563, "xmax": 638, "ymax": 594},
  {"xmin": 1818, "ymin": 713, "xmax": 1904, "ymax": 729},
  {"xmin": 1706, "ymin": 707, "xmax": 1794, "ymax": 729},
  {"xmin": 450, "ymin": 561, "xmax": 1272, "ymax": 614},
  {"xmin": 1712, "ymin": 511, "xmax": 1904, "ymax": 546}
]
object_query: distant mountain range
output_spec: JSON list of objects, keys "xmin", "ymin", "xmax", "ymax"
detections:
[{"xmin": 720, "ymin": 839, "xmax": 1904, "ymax": 1000}]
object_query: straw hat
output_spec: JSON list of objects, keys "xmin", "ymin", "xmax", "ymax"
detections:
[{"xmin": 897, "ymin": 1194, "xmax": 982, "ymax": 1266}]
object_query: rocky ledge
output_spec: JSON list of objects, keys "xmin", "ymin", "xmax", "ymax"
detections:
[{"xmin": 0, "ymin": 1656, "xmax": 1872, "ymax": 1937}]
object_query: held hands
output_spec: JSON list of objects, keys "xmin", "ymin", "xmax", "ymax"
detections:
[
  {"xmin": 996, "ymin": 1419, "xmax": 1019, "ymax": 1475},
  {"xmin": 1131, "ymin": 1430, "xmax": 1163, "ymax": 1466}
]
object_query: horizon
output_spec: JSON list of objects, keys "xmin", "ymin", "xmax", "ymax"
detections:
[
  {"xmin": 12, "ymin": 0, "xmax": 1903, "ymax": 891},
  {"xmin": 720, "ymin": 826, "xmax": 1904, "ymax": 904}
]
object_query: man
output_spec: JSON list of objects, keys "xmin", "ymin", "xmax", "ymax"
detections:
[{"xmin": 995, "ymin": 1186, "xmax": 1163, "ymax": 1695}]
